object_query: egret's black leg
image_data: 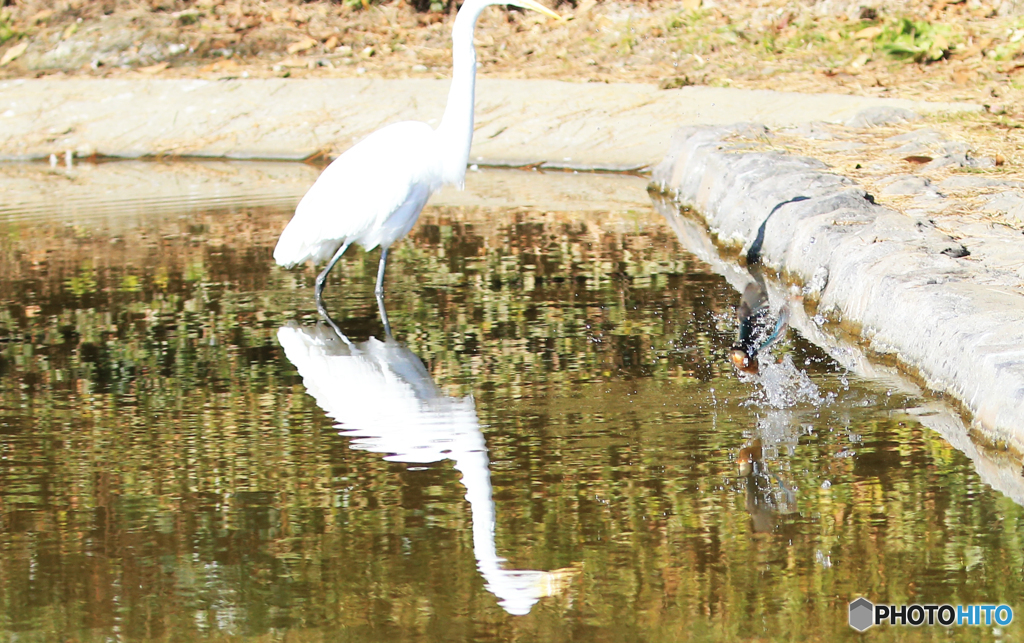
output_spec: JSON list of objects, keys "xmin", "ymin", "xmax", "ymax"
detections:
[
  {"xmin": 315, "ymin": 241, "xmax": 351, "ymax": 320},
  {"xmin": 376, "ymin": 291, "xmax": 393, "ymax": 340},
  {"xmin": 374, "ymin": 247, "xmax": 389, "ymax": 297},
  {"xmin": 374, "ymin": 247, "xmax": 392, "ymax": 337}
]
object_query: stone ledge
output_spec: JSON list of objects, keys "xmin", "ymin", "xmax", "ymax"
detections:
[
  {"xmin": 0, "ymin": 78, "xmax": 981, "ymax": 169},
  {"xmin": 653, "ymin": 195, "xmax": 1024, "ymax": 507},
  {"xmin": 652, "ymin": 123, "xmax": 1024, "ymax": 452}
]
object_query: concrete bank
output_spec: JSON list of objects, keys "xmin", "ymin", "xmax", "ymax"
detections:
[
  {"xmin": 0, "ymin": 77, "xmax": 980, "ymax": 169},
  {"xmin": 653, "ymin": 195, "xmax": 1024, "ymax": 507},
  {"xmin": 652, "ymin": 125, "xmax": 1024, "ymax": 452}
]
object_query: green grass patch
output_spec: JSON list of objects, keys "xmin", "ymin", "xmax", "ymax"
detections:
[
  {"xmin": 877, "ymin": 17, "xmax": 956, "ymax": 62},
  {"xmin": 0, "ymin": 10, "xmax": 15, "ymax": 44}
]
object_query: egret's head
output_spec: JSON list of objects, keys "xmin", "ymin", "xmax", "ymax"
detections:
[{"xmin": 504, "ymin": 0, "xmax": 563, "ymax": 20}]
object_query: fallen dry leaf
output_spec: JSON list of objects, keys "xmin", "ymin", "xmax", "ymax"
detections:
[
  {"xmin": 201, "ymin": 59, "xmax": 240, "ymax": 72},
  {"xmin": 139, "ymin": 61, "xmax": 170, "ymax": 74},
  {"xmin": 953, "ymin": 69, "xmax": 977, "ymax": 85},
  {"xmin": 287, "ymin": 37, "xmax": 317, "ymax": 55},
  {"xmin": 904, "ymin": 155, "xmax": 934, "ymax": 164},
  {"xmin": 29, "ymin": 9, "xmax": 54, "ymax": 24},
  {"xmin": 0, "ymin": 42, "xmax": 28, "ymax": 67},
  {"xmin": 276, "ymin": 57, "xmax": 309, "ymax": 68},
  {"xmin": 854, "ymin": 26, "xmax": 883, "ymax": 40}
]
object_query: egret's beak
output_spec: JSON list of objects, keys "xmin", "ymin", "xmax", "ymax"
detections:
[{"xmin": 516, "ymin": 0, "xmax": 565, "ymax": 21}]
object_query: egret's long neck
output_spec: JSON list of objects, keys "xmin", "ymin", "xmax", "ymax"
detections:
[
  {"xmin": 454, "ymin": 442, "xmax": 548, "ymax": 616},
  {"xmin": 437, "ymin": 0, "xmax": 488, "ymax": 187}
]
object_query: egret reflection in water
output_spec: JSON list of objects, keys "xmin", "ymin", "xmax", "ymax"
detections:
[{"xmin": 277, "ymin": 321, "xmax": 575, "ymax": 615}]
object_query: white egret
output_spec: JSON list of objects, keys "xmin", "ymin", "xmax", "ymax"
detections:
[
  {"xmin": 277, "ymin": 321, "xmax": 577, "ymax": 615},
  {"xmin": 274, "ymin": 0, "xmax": 562, "ymax": 324}
]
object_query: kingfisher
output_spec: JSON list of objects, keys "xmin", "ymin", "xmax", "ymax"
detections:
[{"xmin": 728, "ymin": 282, "xmax": 790, "ymax": 375}]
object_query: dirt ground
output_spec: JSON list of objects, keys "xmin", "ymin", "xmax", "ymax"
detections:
[{"xmin": 0, "ymin": 0, "xmax": 1022, "ymax": 165}]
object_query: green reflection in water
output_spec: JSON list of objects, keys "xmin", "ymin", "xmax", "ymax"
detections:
[{"xmin": 0, "ymin": 198, "xmax": 1021, "ymax": 642}]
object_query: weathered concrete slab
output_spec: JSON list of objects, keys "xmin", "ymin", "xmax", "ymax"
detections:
[
  {"xmin": 653, "ymin": 125, "xmax": 1024, "ymax": 452},
  {"xmin": 0, "ymin": 77, "xmax": 981, "ymax": 169}
]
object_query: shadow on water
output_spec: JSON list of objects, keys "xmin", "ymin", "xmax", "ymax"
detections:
[{"xmin": 0, "ymin": 166, "xmax": 1022, "ymax": 642}]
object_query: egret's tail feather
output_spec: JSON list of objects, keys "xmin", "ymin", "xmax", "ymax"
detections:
[{"xmin": 274, "ymin": 228, "xmax": 347, "ymax": 269}]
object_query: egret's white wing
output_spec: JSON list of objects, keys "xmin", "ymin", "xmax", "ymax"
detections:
[{"xmin": 274, "ymin": 121, "xmax": 441, "ymax": 267}]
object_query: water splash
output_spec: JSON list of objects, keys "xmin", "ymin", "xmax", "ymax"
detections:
[
  {"xmin": 746, "ymin": 354, "xmax": 825, "ymax": 409},
  {"xmin": 753, "ymin": 409, "xmax": 802, "ymax": 451}
]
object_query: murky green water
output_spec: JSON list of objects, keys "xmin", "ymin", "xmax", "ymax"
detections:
[{"xmin": 0, "ymin": 168, "xmax": 1022, "ymax": 642}]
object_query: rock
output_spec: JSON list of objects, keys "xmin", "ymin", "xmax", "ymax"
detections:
[
  {"xmin": 925, "ymin": 153, "xmax": 996, "ymax": 170},
  {"xmin": 939, "ymin": 176, "xmax": 1024, "ymax": 190},
  {"xmin": 845, "ymin": 106, "xmax": 921, "ymax": 128},
  {"xmin": 1008, "ymin": 206, "xmax": 1024, "ymax": 226},
  {"xmin": 781, "ymin": 122, "xmax": 836, "ymax": 141},
  {"xmin": 984, "ymin": 191, "xmax": 1024, "ymax": 215},
  {"xmin": 887, "ymin": 128, "xmax": 944, "ymax": 143},
  {"xmin": 939, "ymin": 141, "xmax": 972, "ymax": 155},
  {"xmin": 878, "ymin": 175, "xmax": 939, "ymax": 196},
  {"xmin": 889, "ymin": 142, "xmax": 932, "ymax": 156},
  {"xmin": 940, "ymin": 244, "xmax": 970, "ymax": 258}
]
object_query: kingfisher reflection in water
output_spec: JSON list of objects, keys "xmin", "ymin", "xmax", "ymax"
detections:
[
  {"xmin": 277, "ymin": 319, "xmax": 576, "ymax": 616},
  {"xmin": 736, "ymin": 436, "xmax": 798, "ymax": 533},
  {"xmin": 728, "ymin": 269, "xmax": 790, "ymax": 375}
]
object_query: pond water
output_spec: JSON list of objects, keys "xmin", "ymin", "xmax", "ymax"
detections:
[{"xmin": 0, "ymin": 166, "xmax": 1021, "ymax": 642}]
